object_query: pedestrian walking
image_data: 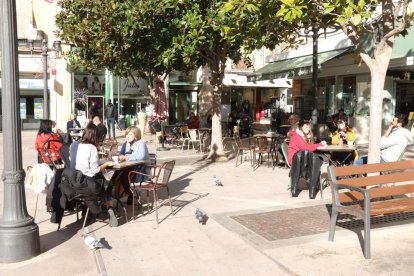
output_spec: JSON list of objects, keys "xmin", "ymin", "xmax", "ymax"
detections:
[
  {"xmin": 105, "ymin": 99, "xmax": 116, "ymax": 139},
  {"xmin": 137, "ymin": 108, "xmax": 147, "ymax": 141}
]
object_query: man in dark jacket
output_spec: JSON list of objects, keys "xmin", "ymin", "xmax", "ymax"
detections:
[
  {"xmin": 93, "ymin": 116, "xmax": 107, "ymax": 143},
  {"xmin": 105, "ymin": 99, "xmax": 116, "ymax": 139}
]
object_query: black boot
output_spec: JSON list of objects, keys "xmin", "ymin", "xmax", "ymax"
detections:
[{"xmin": 127, "ymin": 194, "xmax": 133, "ymax": 205}]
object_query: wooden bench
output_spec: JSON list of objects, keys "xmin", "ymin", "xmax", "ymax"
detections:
[{"xmin": 327, "ymin": 159, "xmax": 414, "ymax": 259}]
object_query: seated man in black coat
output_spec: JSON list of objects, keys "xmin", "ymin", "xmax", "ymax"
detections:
[{"xmin": 93, "ymin": 116, "xmax": 107, "ymax": 143}]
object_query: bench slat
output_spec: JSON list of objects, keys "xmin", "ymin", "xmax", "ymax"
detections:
[
  {"xmin": 333, "ymin": 160, "xmax": 414, "ymax": 177},
  {"xmin": 337, "ymin": 171, "xmax": 414, "ymax": 188},
  {"xmin": 339, "ymin": 183, "xmax": 414, "ymax": 203},
  {"xmin": 344, "ymin": 197, "xmax": 414, "ymax": 216}
]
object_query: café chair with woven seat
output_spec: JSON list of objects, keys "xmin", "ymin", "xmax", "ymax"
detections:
[
  {"xmin": 253, "ymin": 136, "xmax": 273, "ymax": 168},
  {"xmin": 234, "ymin": 137, "xmax": 253, "ymax": 166},
  {"xmin": 128, "ymin": 160, "xmax": 175, "ymax": 223}
]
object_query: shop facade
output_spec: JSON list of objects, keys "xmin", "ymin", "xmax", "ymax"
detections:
[{"xmin": 72, "ymin": 71, "xmax": 150, "ymax": 128}]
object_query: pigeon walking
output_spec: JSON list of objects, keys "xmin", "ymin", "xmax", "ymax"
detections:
[
  {"xmin": 83, "ymin": 234, "xmax": 104, "ymax": 250},
  {"xmin": 213, "ymin": 175, "xmax": 223, "ymax": 186},
  {"xmin": 195, "ymin": 208, "xmax": 208, "ymax": 225}
]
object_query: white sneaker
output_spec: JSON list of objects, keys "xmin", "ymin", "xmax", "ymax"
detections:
[{"xmin": 108, "ymin": 208, "xmax": 118, "ymax": 227}]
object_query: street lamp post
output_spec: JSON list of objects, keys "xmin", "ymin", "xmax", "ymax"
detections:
[
  {"xmin": 42, "ymin": 40, "xmax": 49, "ymax": 119},
  {"xmin": 311, "ymin": 25, "xmax": 319, "ymax": 139},
  {"xmin": 0, "ymin": 0, "xmax": 40, "ymax": 262},
  {"xmin": 304, "ymin": 24, "xmax": 320, "ymax": 139}
]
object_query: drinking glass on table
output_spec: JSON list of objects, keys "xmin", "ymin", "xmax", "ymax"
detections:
[{"xmin": 112, "ymin": 155, "xmax": 119, "ymax": 164}]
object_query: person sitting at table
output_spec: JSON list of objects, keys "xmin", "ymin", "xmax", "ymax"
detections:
[
  {"xmin": 332, "ymin": 108, "xmax": 348, "ymax": 126},
  {"xmin": 93, "ymin": 115, "xmax": 107, "ymax": 143},
  {"xmin": 354, "ymin": 113, "xmax": 413, "ymax": 165},
  {"xmin": 186, "ymin": 112, "xmax": 200, "ymax": 129},
  {"xmin": 66, "ymin": 113, "xmax": 82, "ymax": 141},
  {"xmin": 35, "ymin": 119, "xmax": 64, "ymax": 164},
  {"xmin": 288, "ymin": 120, "xmax": 326, "ymax": 165},
  {"xmin": 118, "ymin": 127, "xmax": 150, "ymax": 204},
  {"xmin": 72, "ymin": 123, "xmax": 118, "ymax": 227},
  {"xmin": 286, "ymin": 114, "xmax": 299, "ymax": 140},
  {"xmin": 330, "ymin": 119, "xmax": 358, "ymax": 165},
  {"xmin": 66, "ymin": 113, "xmax": 81, "ymax": 132},
  {"xmin": 288, "ymin": 120, "xmax": 326, "ymax": 199}
]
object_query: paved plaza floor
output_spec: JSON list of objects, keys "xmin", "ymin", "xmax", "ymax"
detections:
[{"xmin": 0, "ymin": 130, "xmax": 414, "ymax": 275}]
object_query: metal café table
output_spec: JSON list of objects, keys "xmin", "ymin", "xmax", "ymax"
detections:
[
  {"xmin": 103, "ymin": 160, "xmax": 148, "ymax": 221},
  {"xmin": 68, "ymin": 127, "xmax": 85, "ymax": 141},
  {"xmin": 316, "ymin": 145, "xmax": 357, "ymax": 166}
]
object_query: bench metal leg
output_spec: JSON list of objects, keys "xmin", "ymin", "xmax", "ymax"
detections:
[
  {"xmin": 328, "ymin": 209, "xmax": 338, "ymax": 241},
  {"xmin": 363, "ymin": 214, "xmax": 371, "ymax": 259}
]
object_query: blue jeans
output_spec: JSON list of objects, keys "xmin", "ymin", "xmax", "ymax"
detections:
[
  {"xmin": 107, "ymin": 118, "xmax": 116, "ymax": 139},
  {"xmin": 354, "ymin": 156, "xmax": 385, "ymax": 165}
]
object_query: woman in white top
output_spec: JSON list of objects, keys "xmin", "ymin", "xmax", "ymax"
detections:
[{"xmin": 74, "ymin": 123, "xmax": 118, "ymax": 227}]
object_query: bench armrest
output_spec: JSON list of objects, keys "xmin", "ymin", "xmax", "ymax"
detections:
[{"xmin": 332, "ymin": 183, "xmax": 370, "ymax": 213}]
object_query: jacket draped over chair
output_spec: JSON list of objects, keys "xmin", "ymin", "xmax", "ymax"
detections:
[{"xmin": 290, "ymin": 150, "xmax": 323, "ymax": 199}]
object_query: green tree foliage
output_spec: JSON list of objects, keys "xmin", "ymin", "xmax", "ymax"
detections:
[
  {"xmin": 162, "ymin": 0, "xmax": 289, "ymax": 159},
  {"xmin": 56, "ymin": 0, "xmax": 290, "ymax": 160},
  {"xmin": 56, "ymin": 0, "xmax": 186, "ymax": 88},
  {"xmin": 278, "ymin": 0, "xmax": 413, "ymax": 163}
]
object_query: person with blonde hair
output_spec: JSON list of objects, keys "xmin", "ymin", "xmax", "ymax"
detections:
[
  {"xmin": 118, "ymin": 127, "xmax": 150, "ymax": 204},
  {"xmin": 119, "ymin": 127, "xmax": 149, "ymax": 162}
]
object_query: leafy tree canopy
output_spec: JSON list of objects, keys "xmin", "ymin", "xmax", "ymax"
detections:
[{"xmin": 56, "ymin": 0, "xmax": 187, "ymax": 80}]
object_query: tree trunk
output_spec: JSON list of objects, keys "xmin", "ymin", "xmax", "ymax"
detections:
[
  {"xmin": 366, "ymin": 47, "xmax": 393, "ymax": 164},
  {"xmin": 207, "ymin": 70, "xmax": 227, "ymax": 161}
]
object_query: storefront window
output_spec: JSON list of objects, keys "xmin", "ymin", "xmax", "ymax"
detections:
[{"xmin": 340, "ymin": 76, "xmax": 356, "ymax": 116}]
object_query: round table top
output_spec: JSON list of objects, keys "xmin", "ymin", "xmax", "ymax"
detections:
[
  {"xmin": 254, "ymin": 132, "xmax": 281, "ymax": 138},
  {"xmin": 317, "ymin": 145, "xmax": 356, "ymax": 152}
]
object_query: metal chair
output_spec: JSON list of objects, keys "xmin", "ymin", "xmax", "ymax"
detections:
[
  {"xmin": 177, "ymin": 126, "xmax": 191, "ymax": 151},
  {"xmin": 234, "ymin": 137, "xmax": 253, "ymax": 166},
  {"xmin": 280, "ymin": 141, "xmax": 291, "ymax": 168},
  {"xmin": 40, "ymin": 139, "xmax": 64, "ymax": 170},
  {"xmin": 188, "ymin": 129, "xmax": 203, "ymax": 152},
  {"xmin": 128, "ymin": 160, "xmax": 175, "ymax": 223},
  {"xmin": 252, "ymin": 137, "xmax": 273, "ymax": 168}
]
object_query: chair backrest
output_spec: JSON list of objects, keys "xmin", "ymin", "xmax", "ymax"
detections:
[
  {"xmin": 156, "ymin": 160, "xmax": 175, "ymax": 186},
  {"xmin": 180, "ymin": 126, "xmax": 189, "ymax": 138},
  {"xmin": 41, "ymin": 139, "xmax": 63, "ymax": 170},
  {"xmin": 188, "ymin": 129, "xmax": 199, "ymax": 141},
  {"xmin": 100, "ymin": 139, "xmax": 118, "ymax": 160},
  {"xmin": 396, "ymin": 143, "xmax": 410, "ymax": 161},
  {"xmin": 256, "ymin": 137, "xmax": 268, "ymax": 151},
  {"xmin": 280, "ymin": 141, "xmax": 290, "ymax": 168},
  {"xmin": 235, "ymin": 137, "xmax": 251, "ymax": 150}
]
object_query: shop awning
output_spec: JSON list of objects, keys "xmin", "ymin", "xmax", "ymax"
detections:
[
  {"xmin": 169, "ymin": 81, "xmax": 201, "ymax": 86},
  {"xmin": 255, "ymin": 47, "xmax": 353, "ymax": 81}
]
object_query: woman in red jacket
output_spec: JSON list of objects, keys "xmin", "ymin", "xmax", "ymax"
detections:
[
  {"xmin": 35, "ymin": 120, "xmax": 63, "ymax": 163},
  {"xmin": 287, "ymin": 120, "xmax": 326, "ymax": 165}
]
